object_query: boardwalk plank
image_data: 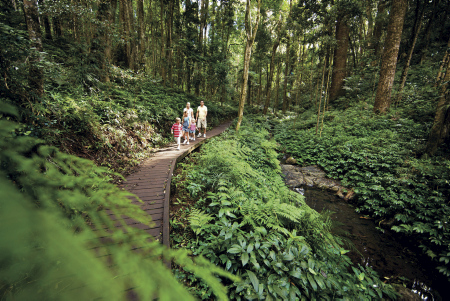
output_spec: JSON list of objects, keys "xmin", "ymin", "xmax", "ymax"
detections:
[{"xmin": 115, "ymin": 121, "xmax": 231, "ymax": 257}]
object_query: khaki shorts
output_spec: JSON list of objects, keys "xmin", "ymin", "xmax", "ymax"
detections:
[{"xmin": 197, "ymin": 118, "xmax": 207, "ymax": 129}]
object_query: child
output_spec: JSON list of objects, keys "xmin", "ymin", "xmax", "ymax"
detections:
[
  {"xmin": 171, "ymin": 117, "xmax": 182, "ymax": 150},
  {"xmin": 190, "ymin": 118, "xmax": 196, "ymax": 141},
  {"xmin": 182, "ymin": 111, "xmax": 191, "ymax": 145}
]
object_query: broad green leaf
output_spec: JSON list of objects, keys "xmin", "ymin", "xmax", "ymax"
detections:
[
  {"xmin": 241, "ymin": 252, "xmax": 249, "ymax": 266},
  {"xmin": 247, "ymin": 270, "xmax": 259, "ymax": 293},
  {"xmin": 307, "ymin": 273, "xmax": 317, "ymax": 291}
]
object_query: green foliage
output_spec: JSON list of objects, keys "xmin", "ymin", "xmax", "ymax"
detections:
[
  {"xmin": 274, "ymin": 103, "xmax": 450, "ymax": 281},
  {"xmin": 0, "ymin": 102, "xmax": 238, "ymax": 300},
  {"xmin": 171, "ymin": 116, "xmax": 397, "ymax": 300}
]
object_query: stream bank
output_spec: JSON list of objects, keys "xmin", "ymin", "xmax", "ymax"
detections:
[{"xmin": 281, "ymin": 163, "xmax": 446, "ymax": 300}]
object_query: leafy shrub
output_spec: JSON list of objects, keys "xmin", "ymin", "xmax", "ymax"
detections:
[
  {"xmin": 171, "ymin": 116, "xmax": 396, "ymax": 300},
  {"xmin": 273, "ymin": 104, "xmax": 450, "ymax": 280}
]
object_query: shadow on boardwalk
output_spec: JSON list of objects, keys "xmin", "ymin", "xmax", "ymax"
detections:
[{"xmin": 118, "ymin": 121, "xmax": 232, "ymax": 248}]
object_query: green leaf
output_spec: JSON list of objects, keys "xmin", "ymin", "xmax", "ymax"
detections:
[
  {"xmin": 358, "ymin": 272, "xmax": 365, "ymax": 281},
  {"xmin": 307, "ymin": 273, "xmax": 317, "ymax": 291},
  {"xmin": 314, "ymin": 275, "xmax": 325, "ymax": 289},
  {"xmin": 228, "ymin": 245, "xmax": 241, "ymax": 254},
  {"xmin": 247, "ymin": 270, "xmax": 259, "ymax": 293},
  {"xmin": 226, "ymin": 260, "xmax": 232, "ymax": 270},
  {"xmin": 247, "ymin": 243, "xmax": 254, "ymax": 253},
  {"xmin": 241, "ymin": 252, "xmax": 249, "ymax": 266}
]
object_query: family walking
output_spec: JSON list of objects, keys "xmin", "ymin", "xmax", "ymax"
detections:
[{"xmin": 171, "ymin": 101, "xmax": 208, "ymax": 150}]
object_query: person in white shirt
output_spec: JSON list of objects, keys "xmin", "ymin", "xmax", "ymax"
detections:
[
  {"xmin": 196, "ymin": 100, "xmax": 208, "ymax": 138},
  {"xmin": 183, "ymin": 102, "xmax": 194, "ymax": 139}
]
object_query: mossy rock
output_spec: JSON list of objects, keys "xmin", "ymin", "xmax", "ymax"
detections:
[
  {"xmin": 392, "ymin": 284, "xmax": 421, "ymax": 301},
  {"xmin": 285, "ymin": 156, "xmax": 297, "ymax": 164}
]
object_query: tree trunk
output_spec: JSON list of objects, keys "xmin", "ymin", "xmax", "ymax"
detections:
[
  {"xmin": 371, "ymin": 0, "xmax": 387, "ymax": 57},
  {"xmin": 128, "ymin": 0, "xmax": 136, "ymax": 71},
  {"xmin": 263, "ymin": 23, "xmax": 280, "ymax": 115},
  {"xmin": 119, "ymin": 0, "xmax": 131, "ymax": 68},
  {"xmin": 92, "ymin": 0, "xmax": 113, "ymax": 82},
  {"xmin": 366, "ymin": 0, "xmax": 374, "ymax": 40},
  {"xmin": 53, "ymin": 16, "xmax": 62, "ymax": 37},
  {"xmin": 316, "ymin": 59, "xmax": 327, "ymax": 135},
  {"xmin": 274, "ymin": 62, "xmax": 281, "ymax": 114},
  {"xmin": 106, "ymin": 0, "xmax": 117, "ymax": 68},
  {"xmin": 137, "ymin": 0, "xmax": 145, "ymax": 71},
  {"xmin": 167, "ymin": 0, "xmax": 174, "ymax": 86},
  {"xmin": 236, "ymin": 0, "xmax": 261, "ymax": 132},
  {"xmin": 424, "ymin": 43, "xmax": 450, "ymax": 156},
  {"xmin": 160, "ymin": 0, "xmax": 166, "ymax": 84},
  {"xmin": 396, "ymin": 5, "xmax": 425, "ymax": 102},
  {"xmin": 40, "ymin": 0, "xmax": 52, "ymax": 40},
  {"xmin": 373, "ymin": 0, "xmax": 407, "ymax": 114},
  {"xmin": 23, "ymin": 0, "xmax": 44, "ymax": 97},
  {"xmin": 282, "ymin": 35, "xmax": 290, "ymax": 113},
  {"xmin": 329, "ymin": 13, "xmax": 349, "ymax": 103},
  {"xmin": 420, "ymin": 0, "xmax": 440, "ymax": 64}
]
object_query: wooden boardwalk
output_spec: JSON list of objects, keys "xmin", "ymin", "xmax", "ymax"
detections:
[{"xmin": 119, "ymin": 121, "xmax": 232, "ymax": 247}]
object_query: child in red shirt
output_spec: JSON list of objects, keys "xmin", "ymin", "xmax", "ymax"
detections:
[{"xmin": 171, "ymin": 118, "xmax": 182, "ymax": 150}]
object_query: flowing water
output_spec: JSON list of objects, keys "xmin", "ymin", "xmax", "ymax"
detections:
[{"xmin": 292, "ymin": 185, "xmax": 447, "ymax": 300}]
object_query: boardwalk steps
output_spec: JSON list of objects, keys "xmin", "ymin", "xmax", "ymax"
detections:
[{"xmin": 119, "ymin": 121, "xmax": 232, "ymax": 248}]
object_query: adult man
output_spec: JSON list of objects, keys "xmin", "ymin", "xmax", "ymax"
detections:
[
  {"xmin": 196, "ymin": 100, "xmax": 208, "ymax": 138},
  {"xmin": 183, "ymin": 102, "xmax": 194, "ymax": 119}
]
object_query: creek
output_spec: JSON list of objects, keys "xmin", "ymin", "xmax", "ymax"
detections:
[{"xmin": 281, "ymin": 163, "xmax": 447, "ymax": 300}]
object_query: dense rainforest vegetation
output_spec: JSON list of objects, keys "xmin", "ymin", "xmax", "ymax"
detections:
[{"xmin": 1, "ymin": 0, "xmax": 450, "ymax": 299}]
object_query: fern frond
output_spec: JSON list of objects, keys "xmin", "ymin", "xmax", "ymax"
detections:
[{"xmin": 188, "ymin": 208, "xmax": 214, "ymax": 235}]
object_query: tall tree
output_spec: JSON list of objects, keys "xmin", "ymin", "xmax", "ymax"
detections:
[
  {"xmin": 236, "ymin": 0, "xmax": 261, "ymax": 132},
  {"xmin": 263, "ymin": 19, "xmax": 282, "ymax": 115},
  {"xmin": 419, "ymin": 0, "xmax": 440, "ymax": 64},
  {"xmin": 329, "ymin": 8, "xmax": 350, "ymax": 103},
  {"xmin": 23, "ymin": 0, "xmax": 44, "ymax": 97},
  {"xmin": 370, "ymin": 0, "xmax": 388, "ymax": 58},
  {"xmin": 424, "ymin": 37, "xmax": 450, "ymax": 156},
  {"xmin": 373, "ymin": 0, "xmax": 408, "ymax": 113},
  {"xmin": 396, "ymin": 0, "xmax": 425, "ymax": 102}
]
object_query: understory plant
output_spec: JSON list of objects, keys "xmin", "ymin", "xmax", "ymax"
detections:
[
  {"xmin": 171, "ymin": 116, "xmax": 397, "ymax": 300},
  {"xmin": 273, "ymin": 103, "xmax": 450, "ymax": 280}
]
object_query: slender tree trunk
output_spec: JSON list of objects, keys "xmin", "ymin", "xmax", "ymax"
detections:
[
  {"xmin": 371, "ymin": 0, "xmax": 387, "ymax": 57},
  {"xmin": 282, "ymin": 35, "xmax": 291, "ymax": 113},
  {"xmin": 105, "ymin": 0, "xmax": 116, "ymax": 70},
  {"xmin": 396, "ymin": 6, "xmax": 425, "ymax": 102},
  {"xmin": 274, "ymin": 62, "xmax": 281, "ymax": 114},
  {"xmin": 23, "ymin": 0, "xmax": 44, "ymax": 97},
  {"xmin": 119, "ymin": 0, "xmax": 131, "ymax": 68},
  {"xmin": 92, "ymin": 0, "xmax": 113, "ymax": 82},
  {"xmin": 373, "ymin": 0, "xmax": 408, "ymax": 113},
  {"xmin": 137, "ymin": 0, "xmax": 145, "ymax": 70},
  {"xmin": 263, "ymin": 26, "xmax": 280, "ymax": 114},
  {"xmin": 53, "ymin": 16, "xmax": 62, "ymax": 37},
  {"xmin": 316, "ymin": 60, "xmax": 327, "ymax": 135},
  {"xmin": 424, "ymin": 40, "xmax": 450, "ymax": 156},
  {"xmin": 167, "ymin": 0, "xmax": 174, "ymax": 86},
  {"xmin": 329, "ymin": 14, "xmax": 350, "ymax": 103},
  {"xmin": 435, "ymin": 38, "xmax": 450, "ymax": 86},
  {"xmin": 160, "ymin": 0, "xmax": 166, "ymax": 84},
  {"xmin": 40, "ymin": 0, "xmax": 52, "ymax": 40},
  {"xmin": 366, "ymin": 0, "xmax": 374, "ymax": 40},
  {"xmin": 420, "ymin": 0, "xmax": 440, "ymax": 64},
  {"xmin": 236, "ymin": 0, "xmax": 261, "ymax": 132}
]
